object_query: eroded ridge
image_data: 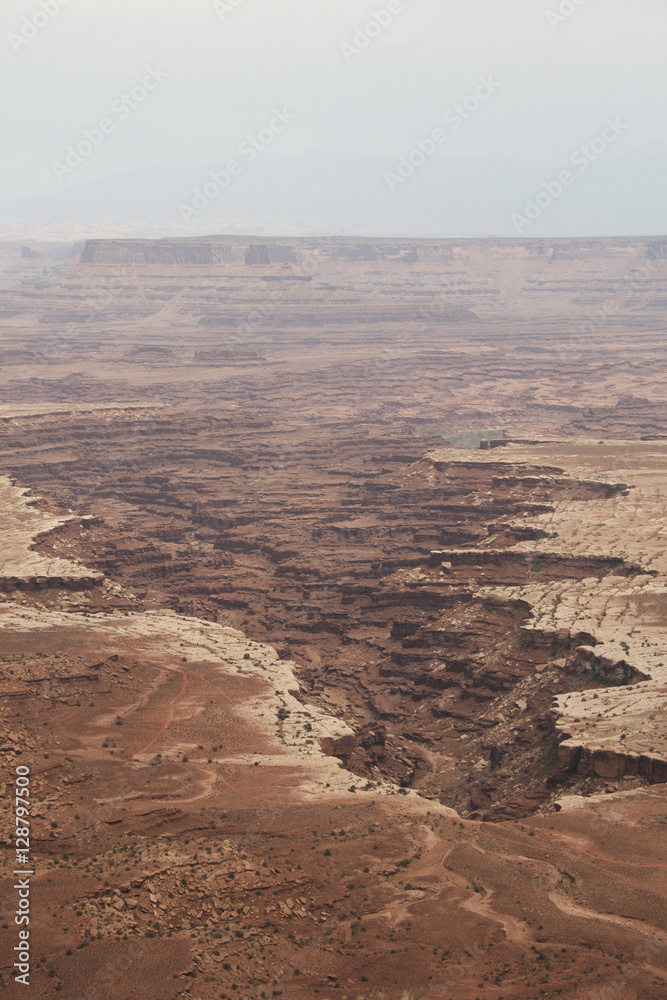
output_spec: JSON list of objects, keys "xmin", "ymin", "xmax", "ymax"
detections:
[
  {"xmin": 0, "ymin": 474, "xmax": 102, "ymax": 589},
  {"xmin": 433, "ymin": 440, "xmax": 667, "ymax": 788}
]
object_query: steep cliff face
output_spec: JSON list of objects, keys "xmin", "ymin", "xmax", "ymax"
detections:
[
  {"xmin": 648, "ymin": 240, "xmax": 667, "ymax": 259},
  {"xmin": 245, "ymin": 244, "xmax": 297, "ymax": 264},
  {"xmin": 80, "ymin": 240, "xmax": 232, "ymax": 265},
  {"xmin": 22, "ymin": 245, "xmax": 49, "ymax": 259},
  {"xmin": 554, "ymin": 646, "xmax": 667, "ymax": 784}
]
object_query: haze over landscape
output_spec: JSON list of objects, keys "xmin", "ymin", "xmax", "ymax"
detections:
[
  {"xmin": 0, "ymin": 4, "xmax": 666, "ymax": 1000},
  {"xmin": 2, "ymin": 0, "xmax": 667, "ymax": 237}
]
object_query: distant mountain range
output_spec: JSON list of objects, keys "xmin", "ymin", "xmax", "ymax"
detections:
[{"xmin": 2, "ymin": 145, "xmax": 666, "ymax": 241}]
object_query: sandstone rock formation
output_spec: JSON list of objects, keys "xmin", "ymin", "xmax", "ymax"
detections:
[{"xmin": 0, "ymin": 236, "xmax": 666, "ymax": 999}]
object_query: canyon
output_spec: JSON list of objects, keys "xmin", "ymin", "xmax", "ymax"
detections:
[{"xmin": 0, "ymin": 235, "xmax": 666, "ymax": 1000}]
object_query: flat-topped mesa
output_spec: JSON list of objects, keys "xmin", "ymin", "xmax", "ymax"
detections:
[
  {"xmin": 80, "ymin": 240, "xmax": 232, "ymax": 265},
  {"xmin": 72, "ymin": 234, "xmax": 660, "ymax": 270}
]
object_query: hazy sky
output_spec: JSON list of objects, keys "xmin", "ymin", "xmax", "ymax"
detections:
[{"xmin": 2, "ymin": 0, "xmax": 666, "ymax": 234}]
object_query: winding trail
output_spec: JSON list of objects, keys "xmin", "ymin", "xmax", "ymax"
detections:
[
  {"xmin": 138, "ymin": 668, "xmax": 188, "ymax": 755},
  {"xmin": 548, "ymin": 891, "xmax": 667, "ymax": 946}
]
